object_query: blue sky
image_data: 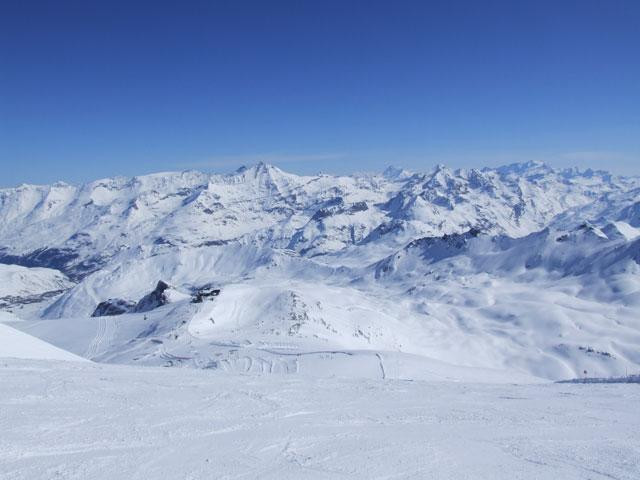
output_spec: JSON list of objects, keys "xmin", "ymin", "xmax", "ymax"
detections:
[{"xmin": 1, "ymin": 0, "xmax": 639, "ymax": 186}]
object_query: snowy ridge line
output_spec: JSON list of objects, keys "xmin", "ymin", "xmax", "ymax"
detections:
[
  {"xmin": 0, "ymin": 161, "xmax": 638, "ymax": 279},
  {"xmin": 1, "ymin": 161, "xmax": 640, "ymax": 382}
]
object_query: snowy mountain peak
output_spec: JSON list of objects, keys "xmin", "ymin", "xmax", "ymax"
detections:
[
  {"xmin": 2, "ymin": 162, "xmax": 640, "ymax": 382},
  {"xmin": 382, "ymin": 165, "xmax": 412, "ymax": 180},
  {"xmin": 0, "ymin": 161, "xmax": 637, "ymax": 279},
  {"xmin": 495, "ymin": 160, "xmax": 553, "ymax": 176}
]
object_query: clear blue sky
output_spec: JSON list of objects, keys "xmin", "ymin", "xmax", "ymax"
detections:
[{"xmin": 1, "ymin": 0, "xmax": 639, "ymax": 186}]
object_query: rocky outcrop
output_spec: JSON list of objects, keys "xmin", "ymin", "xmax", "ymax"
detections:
[
  {"xmin": 133, "ymin": 281, "xmax": 171, "ymax": 313},
  {"xmin": 191, "ymin": 286, "xmax": 221, "ymax": 303},
  {"xmin": 91, "ymin": 298, "xmax": 136, "ymax": 317}
]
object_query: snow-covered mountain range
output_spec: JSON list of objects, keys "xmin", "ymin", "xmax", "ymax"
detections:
[{"xmin": 1, "ymin": 161, "xmax": 639, "ymax": 381}]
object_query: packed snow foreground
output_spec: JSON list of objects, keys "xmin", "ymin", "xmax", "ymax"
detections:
[
  {"xmin": 1, "ymin": 358, "xmax": 638, "ymax": 479},
  {"xmin": 1, "ymin": 161, "xmax": 640, "ymax": 478}
]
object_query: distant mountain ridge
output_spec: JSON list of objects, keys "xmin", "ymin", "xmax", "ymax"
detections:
[
  {"xmin": 2, "ymin": 161, "xmax": 640, "ymax": 381},
  {"xmin": 1, "ymin": 161, "xmax": 637, "ymax": 279}
]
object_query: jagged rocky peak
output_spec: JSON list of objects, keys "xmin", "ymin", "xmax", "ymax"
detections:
[
  {"xmin": 133, "ymin": 280, "xmax": 172, "ymax": 313},
  {"xmin": 382, "ymin": 165, "xmax": 412, "ymax": 180},
  {"xmin": 424, "ymin": 163, "xmax": 455, "ymax": 187},
  {"xmin": 496, "ymin": 160, "xmax": 553, "ymax": 177},
  {"xmin": 406, "ymin": 228, "xmax": 482, "ymax": 254},
  {"xmin": 556, "ymin": 222, "xmax": 609, "ymax": 243},
  {"xmin": 224, "ymin": 161, "xmax": 294, "ymax": 193},
  {"xmin": 239, "ymin": 161, "xmax": 284, "ymax": 181},
  {"xmin": 253, "ymin": 160, "xmax": 273, "ymax": 173}
]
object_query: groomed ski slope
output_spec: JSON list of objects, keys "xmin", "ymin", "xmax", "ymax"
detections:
[{"xmin": 0, "ymin": 358, "xmax": 638, "ymax": 480}]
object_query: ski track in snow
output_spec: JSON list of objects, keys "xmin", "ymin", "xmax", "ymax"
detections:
[
  {"xmin": 375, "ymin": 352, "xmax": 386, "ymax": 379},
  {"xmin": 84, "ymin": 316, "xmax": 115, "ymax": 360},
  {"xmin": 84, "ymin": 317, "xmax": 105, "ymax": 359},
  {"xmin": 0, "ymin": 358, "xmax": 639, "ymax": 480}
]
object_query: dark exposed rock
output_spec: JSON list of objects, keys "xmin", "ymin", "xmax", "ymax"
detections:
[
  {"xmin": 191, "ymin": 286, "xmax": 221, "ymax": 303},
  {"xmin": 153, "ymin": 237, "xmax": 174, "ymax": 246},
  {"xmin": 360, "ymin": 220, "xmax": 405, "ymax": 244},
  {"xmin": 578, "ymin": 346, "xmax": 614, "ymax": 358},
  {"xmin": 406, "ymin": 228, "xmax": 481, "ymax": 252},
  {"xmin": 349, "ymin": 201, "xmax": 368, "ymax": 213},
  {"xmin": 198, "ymin": 239, "xmax": 231, "ymax": 247},
  {"xmin": 311, "ymin": 207, "xmax": 337, "ymax": 221},
  {"xmin": 134, "ymin": 281, "xmax": 171, "ymax": 313},
  {"xmin": 311, "ymin": 199, "xmax": 368, "ymax": 222},
  {"xmin": 92, "ymin": 298, "xmax": 136, "ymax": 317}
]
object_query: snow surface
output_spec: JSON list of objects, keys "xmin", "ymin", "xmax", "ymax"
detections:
[
  {"xmin": 0, "ymin": 323, "xmax": 87, "ymax": 362},
  {"xmin": 0, "ymin": 264, "xmax": 71, "ymax": 302},
  {"xmin": 0, "ymin": 358, "xmax": 638, "ymax": 479}
]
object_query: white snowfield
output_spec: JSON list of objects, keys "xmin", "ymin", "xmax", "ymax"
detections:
[
  {"xmin": 0, "ymin": 323, "xmax": 87, "ymax": 362},
  {"xmin": 0, "ymin": 264, "xmax": 71, "ymax": 303},
  {"xmin": 0, "ymin": 358, "xmax": 638, "ymax": 480},
  {"xmin": 1, "ymin": 162, "xmax": 640, "ymax": 478}
]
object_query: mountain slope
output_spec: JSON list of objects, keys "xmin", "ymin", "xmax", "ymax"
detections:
[
  {"xmin": 2, "ymin": 162, "xmax": 640, "ymax": 381},
  {"xmin": 0, "ymin": 323, "xmax": 88, "ymax": 362},
  {"xmin": 1, "ymin": 162, "xmax": 635, "ymax": 278},
  {"xmin": 0, "ymin": 264, "xmax": 72, "ymax": 310}
]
